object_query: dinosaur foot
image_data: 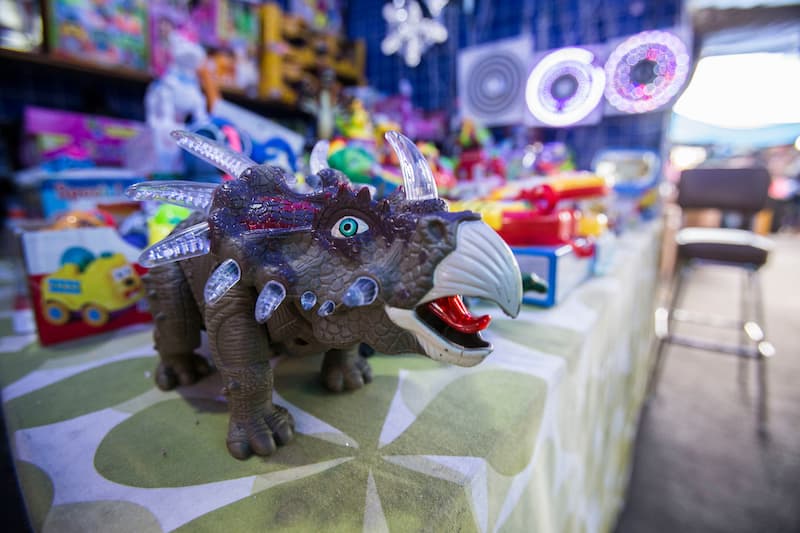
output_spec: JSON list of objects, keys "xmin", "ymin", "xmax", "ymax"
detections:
[
  {"xmin": 321, "ymin": 352, "xmax": 373, "ymax": 393},
  {"xmin": 155, "ymin": 353, "xmax": 212, "ymax": 390},
  {"xmin": 226, "ymin": 405, "xmax": 295, "ymax": 460}
]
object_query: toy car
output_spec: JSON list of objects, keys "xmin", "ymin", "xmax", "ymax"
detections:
[{"xmin": 41, "ymin": 247, "xmax": 144, "ymax": 327}]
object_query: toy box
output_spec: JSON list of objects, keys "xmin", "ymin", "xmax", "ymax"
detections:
[
  {"xmin": 23, "ymin": 106, "xmax": 145, "ymax": 167},
  {"xmin": 14, "ymin": 167, "xmax": 144, "ymax": 218},
  {"xmin": 21, "ymin": 227, "xmax": 151, "ymax": 345},
  {"xmin": 514, "ymin": 239, "xmax": 596, "ymax": 307},
  {"xmin": 47, "ymin": 0, "xmax": 148, "ymax": 71}
]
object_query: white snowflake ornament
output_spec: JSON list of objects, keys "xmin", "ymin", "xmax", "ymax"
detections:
[{"xmin": 381, "ymin": 0, "xmax": 448, "ymax": 68}]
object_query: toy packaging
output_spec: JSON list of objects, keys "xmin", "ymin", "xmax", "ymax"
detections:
[
  {"xmin": 22, "ymin": 106, "xmax": 145, "ymax": 167},
  {"xmin": 21, "ymin": 226, "xmax": 151, "ymax": 346},
  {"xmin": 46, "ymin": 0, "xmax": 149, "ymax": 71},
  {"xmin": 514, "ymin": 240, "xmax": 596, "ymax": 307},
  {"xmin": 14, "ymin": 167, "xmax": 144, "ymax": 218}
]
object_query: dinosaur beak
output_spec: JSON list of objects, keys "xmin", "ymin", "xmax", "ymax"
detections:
[
  {"xmin": 385, "ymin": 220, "xmax": 522, "ymax": 367},
  {"xmin": 422, "ymin": 220, "xmax": 522, "ymax": 317}
]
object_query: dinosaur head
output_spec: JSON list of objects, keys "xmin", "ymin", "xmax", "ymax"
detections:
[{"xmin": 129, "ymin": 131, "xmax": 521, "ymax": 367}]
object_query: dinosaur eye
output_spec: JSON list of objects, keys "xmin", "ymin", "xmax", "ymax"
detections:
[{"xmin": 332, "ymin": 216, "xmax": 369, "ymax": 238}]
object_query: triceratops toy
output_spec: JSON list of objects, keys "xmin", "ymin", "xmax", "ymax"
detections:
[{"xmin": 127, "ymin": 131, "xmax": 522, "ymax": 460}]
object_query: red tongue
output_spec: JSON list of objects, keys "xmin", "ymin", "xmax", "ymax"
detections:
[{"xmin": 426, "ymin": 296, "xmax": 491, "ymax": 334}]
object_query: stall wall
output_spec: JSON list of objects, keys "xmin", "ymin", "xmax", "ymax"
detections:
[{"xmin": 347, "ymin": 0, "xmax": 684, "ymax": 168}]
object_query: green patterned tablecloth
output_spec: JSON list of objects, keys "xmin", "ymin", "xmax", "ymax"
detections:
[{"xmin": 0, "ymin": 222, "xmax": 660, "ymax": 533}]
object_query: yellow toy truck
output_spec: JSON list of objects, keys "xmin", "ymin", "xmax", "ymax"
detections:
[{"xmin": 41, "ymin": 247, "xmax": 144, "ymax": 327}]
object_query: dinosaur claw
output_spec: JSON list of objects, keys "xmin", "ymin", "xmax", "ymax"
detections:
[
  {"xmin": 248, "ymin": 428, "xmax": 277, "ymax": 456},
  {"xmin": 267, "ymin": 406, "xmax": 295, "ymax": 445},
  {"xmin": 226, "ymin": 440, "xmax": 252, "ymax": 460}
]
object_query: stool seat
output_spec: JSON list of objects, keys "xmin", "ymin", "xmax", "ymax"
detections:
[{"xmin": 676, "ymin": 228, "xmax": 773, "ymax": 267}]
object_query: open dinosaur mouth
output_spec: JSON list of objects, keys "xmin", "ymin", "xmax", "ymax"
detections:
[{"xmin": 416, "ymin": 296, "xmax": 491, "ymax": 349}]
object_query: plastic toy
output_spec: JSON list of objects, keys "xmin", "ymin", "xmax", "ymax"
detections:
[
  {"xmin": 455, "ymin": 119, "xmax": 505, "ymax": 181},
  {"xmin": 41, "ymin": 247, "xmax": 144, "ymax": 327},
  {"xmin": 0, "ymin": 0, "xmax": 43, "ymax": 52},
  {"xmin": 147, "ymin": 204, "xmax": 192, "ymax": 245},
  {"xmin": 144, "ymin": 31, "xmax": 209, "ymax": 174},
  {"xmin": 451, "ymin": 173, "xmax": 608, "ymax": 246},
  {"xmin": 592, "ymin": 149, "xmax": 661, "ymax": 228},
  {"xmin": 186, "ymin": 117, "xmax": 298, "ymax": 179},
  {"xmin": 49, "ymin": 209, "xmax": 113, "ymax": 230},
  {"xmin": 127, "ymin": 130, "xmax": 522, "ymax": 459}
]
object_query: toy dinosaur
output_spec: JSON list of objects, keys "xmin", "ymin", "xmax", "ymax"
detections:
[{"xmin": 128, "ymin": 131, "xmax": 522, "ymax": 460}]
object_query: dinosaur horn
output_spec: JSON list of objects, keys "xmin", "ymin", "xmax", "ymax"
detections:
[
  {"xmin": 385, "ymin": 131, "xmax": 438, "ymax": 201},
  {"xmin": 138, "ymin": 221, "xmax": 211, "ymax": 267},
  {"xmin": 255, "ymin": 280, "xmax": 286, "ymax": 323},
  {"xmin": 309, "ymin": 140, "xmax": 330, "ymax": 174},
  {"xmin": 171, "ymin": 130, "xmax": 256, "ymax": 179},
  {"xmin": 204, "ymin": 259, "xmax": 241, "ymax": 305},
  {"xmin": 126, "ymin": 180, "xmax": 218, "ymax": 212}
]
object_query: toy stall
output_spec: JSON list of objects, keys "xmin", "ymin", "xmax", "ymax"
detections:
[{"xmin": 0, "ymin": 1, "xmax": 688, "ymax": 531}]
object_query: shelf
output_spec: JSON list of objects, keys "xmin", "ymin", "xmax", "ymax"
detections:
[
  {"xmin": 0, "ymin": 48, "xmax": 152, "ymax": 83},
  {"xmin": 0, "ymin": 48, "xmax": 312, "ymax": 119}
]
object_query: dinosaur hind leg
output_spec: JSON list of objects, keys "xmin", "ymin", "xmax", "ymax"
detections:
[{"xmin": 144, "ymin": 263, "xmax": 210, "ymax": 390}]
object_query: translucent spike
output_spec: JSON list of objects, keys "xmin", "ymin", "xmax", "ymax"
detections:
[
  {"xmin": 204, "ymin": 259, "xmax": 241, "ymax": 305},
  {"xmin": 309, "ymin": 140, "xmax": 330, "ymax": 175},
  {"xmin": 255, "ymin": 280, "xmax": 286, "ymax": 323},
  {"xmin": 126, "ymin": 181, "xmax": 218, "ymax": 211},
  {"xmin": 385, "ymin": 131, "xmax": 438, "ymax": 201},
  {"xmin": 172, "ymin": 130, "xmax": 256, "ymax": 179},
  {"xmin": 317, "ymin": 300, "xmax": 335, "ymax": 317},
  {"xmin": 300, "ymin": 291, "xmax": 317, "ymax": 311},
  {"xmin": 138, "ymin": 222, "xmax": 211, "ymax": 267},
  {"xmin": 343, "ymin": 277, "xmax": 379, "ymax": 307}
]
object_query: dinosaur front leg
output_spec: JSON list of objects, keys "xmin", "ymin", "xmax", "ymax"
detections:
[
  {"xmin": 205, "ymin": 283, "xmax": 294, "ymax": 459},
  {"xmin": 321, "ymin": 346, "xmax": 373, "ymax": 392},
  {"xmin": 144, "ymin": 263, "xmax": 210, "ymax": 390}
]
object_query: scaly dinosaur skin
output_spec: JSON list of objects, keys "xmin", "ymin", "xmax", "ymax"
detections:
[{"xmin": 133, "ymin": 132, "xmax": 522, "ymax": 459}]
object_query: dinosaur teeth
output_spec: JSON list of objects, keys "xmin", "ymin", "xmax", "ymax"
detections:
[
  {"xmin": 317, "ymin": 300, "xmax": 335, "ymax": 317},
  {"xmin": 255, "ymin": 281, "xmax": 286, "ymax": 323},
  {"xmin": 204, "ymin": 259, "xmax": 241, "ymax": 305},
  {"xmin": 300, "ymin": 291, "xmax": 317, "ymax": 311},
  {"xmin": 342, "ymin": 277, "xmax": 379, "ymax": 307}
]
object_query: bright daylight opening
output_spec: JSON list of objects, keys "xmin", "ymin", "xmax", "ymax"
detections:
[{"xmin": 673, "ymin": 52, "xmax": 800, "ymax": 129}]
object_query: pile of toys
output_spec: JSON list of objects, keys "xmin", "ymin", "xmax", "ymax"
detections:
[{"xmin": 8, "ymin": 62, "xmax": 664, "ymax": 347}]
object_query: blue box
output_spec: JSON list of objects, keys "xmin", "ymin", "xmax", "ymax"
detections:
[
  {"xmin": 16, "ymin": 168, "xmax": 144, "ymax": 218},
  {"xmin": 513, "ymin": 241, "xmax": 596, "ymax": 307}
]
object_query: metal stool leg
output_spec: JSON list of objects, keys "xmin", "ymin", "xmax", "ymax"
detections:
[
  {"xmin": 737, "ymin": 268, "xmax": 751, "ymax": 397},
  {"xmin": 750, "ymin": 270, "xmax": 771, "ymax": 432},
  {"xmin": 650, "ymin": 262, "xmax": 688, "ymax": 395}
]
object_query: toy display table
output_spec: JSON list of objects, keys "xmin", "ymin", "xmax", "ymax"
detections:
[{"xmin": 0, "ymin": 221, "xmax": 660, "ymax": 533}]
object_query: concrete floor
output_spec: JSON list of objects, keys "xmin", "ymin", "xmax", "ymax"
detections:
[{"xmin": 616, "ymin": 234, "xmax": 800, "ymax": 533}]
